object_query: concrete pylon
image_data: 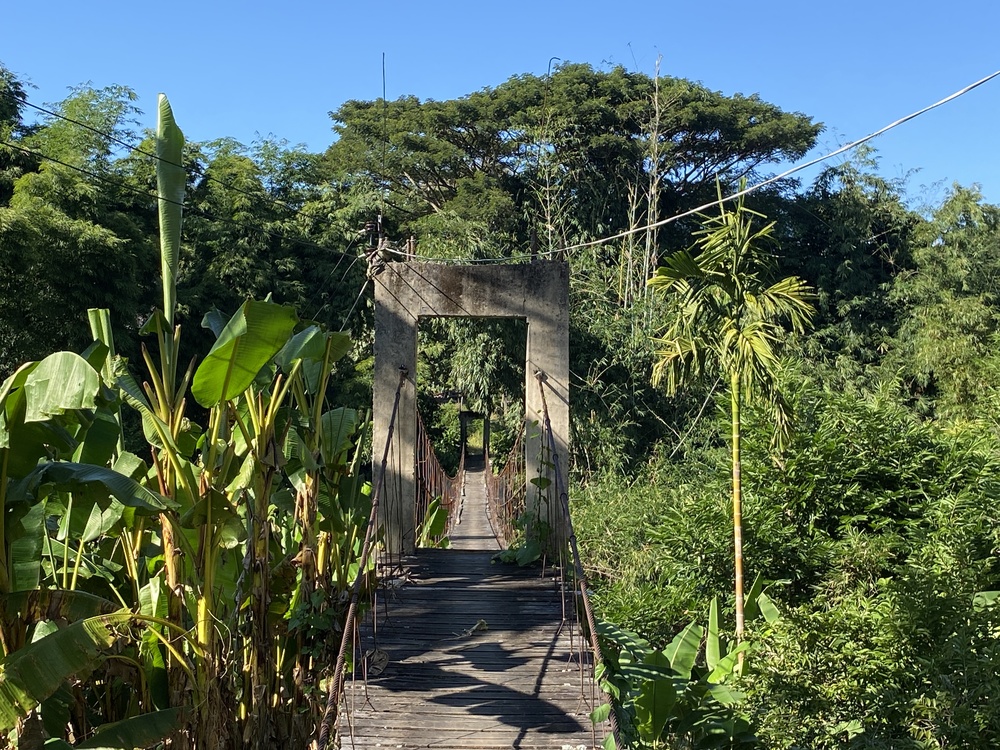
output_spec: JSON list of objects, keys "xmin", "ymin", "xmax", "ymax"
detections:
[{"xmin": 373, "ymin": 261, "xmax": 569, "ymax": 555}]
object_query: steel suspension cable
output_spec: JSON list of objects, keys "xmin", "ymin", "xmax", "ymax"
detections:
[
  {"xmin": 484, "ymin": 422, "xmax": 525, "ymax": 548},
  {"xmin": 317, "ymin": 366, "xmax": 407, "ymax": 749},
  {"xmin": 535, "ymin": 371, "xmax": 622, "ymax": 749}
]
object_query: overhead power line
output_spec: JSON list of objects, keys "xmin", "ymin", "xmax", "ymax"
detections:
[
  {"xmin": 552, "ymin": 68, "xmax": 1000, "ymax": 256},
  {"xmin": 0, "ymin": 138, "xmax": 357, "ymax": 263},
  {"xmin": 11, "ymin": 92, "xmax": 358, "ymax": 244},
  {"xmin": 397, "ymin": 67, "xmax": 1000, "ymax": 265}
]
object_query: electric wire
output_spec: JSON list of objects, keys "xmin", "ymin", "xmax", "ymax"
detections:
[
  {"xmin": 11, "ymin": 92, "xmax": 363, "ymax": 244},
  {"xmin": 11, "ymin": 67, "xmax": 995, "ymax": 273},
  {"xmin": 552, "ymin": 68, "xmax": 1000, "ymax": 256},
  {"xmin": 0, "ymin": 137, "xmax": 360, "ymax": 265},
  {"xmin": 393, "ymin": 68, "xmax": 1000, "ymax": 265},
  {"xmin": 8, "ymin": 93, "xmax": 383, "ymax": 325}
]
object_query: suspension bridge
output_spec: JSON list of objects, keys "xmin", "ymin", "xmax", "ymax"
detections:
[{"xmin": 318, "ymin": 263, "xmax": 616, "ymax": 749}]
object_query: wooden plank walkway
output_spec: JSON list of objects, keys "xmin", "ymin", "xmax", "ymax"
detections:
[{"xmin": 340, "ymin": 462, "xmax": 602, "ymax": 749}]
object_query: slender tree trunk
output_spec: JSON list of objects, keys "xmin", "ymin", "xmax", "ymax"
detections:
[{"xmin": 730, "ymin": 371, "xmax": 745, "ymax": 648}]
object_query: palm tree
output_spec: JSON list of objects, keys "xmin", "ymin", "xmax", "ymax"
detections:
[{"xmin": 648, "ymin": 185, "xmax": 814, "ymax": 645}]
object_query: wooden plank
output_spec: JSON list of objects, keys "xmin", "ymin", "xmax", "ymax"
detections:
[{"xmin": 339, "ymin": 468, "xmax": 604, "ymax": 749}]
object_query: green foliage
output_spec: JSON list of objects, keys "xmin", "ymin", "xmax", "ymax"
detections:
[
  {"xmin": 0, "ymin": 94, "xmax": 377, "ymax": 750},
  {"xmin": 578, "ymin": 375, "xmax": 1000, "ymax": 747},
  {"xmin": 595, "ymin": 591, "xmax": 771, "ymax": 749},
  {"xmin": 0, "ymin": 612, "xmax": 129, "ymax": 730},
  {"xmin": 891, "ymin": 184, "xmax": 1000, "ymax": 417},
  {"xmin": 5, "ymin": 56, "xmax": 1000, "ymax": 750},
  {"xmin": 649, "ymin": 185, "xmax": 814, "ymax": 441},
  {"xmin": 778, "ymin": 151, "xmax": 916, "ymax": 379},
  {"xmin": 0, "ymin": 83, "xmax": 157, "ymax": 376},
  {"xmin": 190, "ymin": 299, "xmax": 298, "ymax": 406},
  {"xmin": 416, "ymin": 497, "xmax": 450, "ymax": 549}
]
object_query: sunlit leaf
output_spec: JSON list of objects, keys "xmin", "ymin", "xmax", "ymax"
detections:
[
  {"xmin": 191, "ymin": 300, "xmax": 298, "ymax": 407},
  {"xmin": 157, "ymin": 94, "xmax": 185, "ymax": 326},
  {"xmin": 23, "ymin": 352, "xmax": 101, "ymax": 423}
]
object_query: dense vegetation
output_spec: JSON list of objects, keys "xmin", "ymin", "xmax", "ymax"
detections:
[{"xmin": 1, "ymin": 59, "xmax": 998, "ymax": 748}]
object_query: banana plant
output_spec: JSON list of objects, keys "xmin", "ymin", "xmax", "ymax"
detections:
[
  {"xmin": 0, "ymin": 343, "xmax": 186, "ymax": 747},
  {"xmin": 1, "ymin": 92, "xmax": 373, "ymax": 750},
  {"xmin": 593, "ymin": 579, "xmax": 779, "ymax": 749}
]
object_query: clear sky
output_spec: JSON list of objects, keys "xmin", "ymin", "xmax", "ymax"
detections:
[{"xmin": 4, "ymin": 0, "xmax": 998, "ymax": 208}]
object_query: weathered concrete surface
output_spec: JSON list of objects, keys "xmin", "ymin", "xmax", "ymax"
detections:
[{"xmin": 373, "ymin": 262, "xmax": 569, "ymax": 555}]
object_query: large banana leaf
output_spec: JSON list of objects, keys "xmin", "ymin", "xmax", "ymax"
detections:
[
  {"xmin": 706, "ymin": 596, "xmax": 722, "ymax": 672},
  {"xmin": 10, "ymin": 462, "xmax": 174, "ymax": 512},
  {"xmin": 74, "ymin": 410, "xmax": 121, "ymax": 468},
  {"xmin": 191, "ymin": 300, "xmax": 298, "ymax": 407},
  {"xmin": 0, "ymin": 361, "xmax": 39, "ymax": 449},
  {"xmin": 634, "ymin": 650, "xmax": 677, "ymax": 741},
  {"xmin": 115, "ymin": 368, "xmax": 172, "ymax": 452},
  {"xmin": 75, "ymin": 707, "xmax": 186, "ymax": 749},
  {"xmin": 0, "ymin": 589, "xmax": 118, "ymax": 624},
  {"xmin": 156, "ymin": 94, "xmax": 185, "ymax": 327},
  {"xmin": 23, "ymin": 352, "xmax": 101, "ymax": 424},
  {"xmin": 275, "ymin": 326, "xmax": 352, "ymax": 393},
  {"xmin": 2, "ymin": 419, "xmax": 77, "ymax": 478},
  {"xmin": 8, "ymin": 501, "xmax": 47, "ymax": 591},
  {"xmin": 0, "ymin": 612, "xmax": 131, "ymax": 731},
  {"xmin": 319, "ymin": 408, "xmax": 358, "ymax": 467},
  {"xmin": 662, "ymin": 622, "xmax": 703, "ymax": 680}
]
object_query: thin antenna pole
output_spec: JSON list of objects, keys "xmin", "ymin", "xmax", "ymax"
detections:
[{"xmin": 380, "ymin": 52, "xmax": 388, "ymax": 232}]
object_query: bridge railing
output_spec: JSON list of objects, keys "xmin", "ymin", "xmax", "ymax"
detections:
[
  {"xmin": 415, "ymin": 412, "xmax": 463, "ymax": 544},
  {"xmin": 484, "ymin": 422, "xmax": 526, "ymax": 548},
  {"xmin": 535, "ymin": 371, "xmax": 622, "ymax": 750}
]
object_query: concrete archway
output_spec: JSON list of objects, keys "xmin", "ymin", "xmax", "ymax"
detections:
[{"xmin": 373, "ymin": 261, "xmax": 569, "ymax": 554}]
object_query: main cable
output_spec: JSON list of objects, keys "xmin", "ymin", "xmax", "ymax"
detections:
[{"xmin": 551, "ymin": 68, "xmax": 1000, "ymax": 256}]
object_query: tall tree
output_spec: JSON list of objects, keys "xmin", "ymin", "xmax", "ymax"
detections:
[
  {"xmin": 0, "ymin": 84, "xmax": 156, "ymax": 375},
  {"xmin": 648, "ymin": 188, "xmax": 814, "ymax": 643},
  {"xmin": 325, "ymin": 63, "xmax": 821, "ymax": 256},
  {"xmin": 777, "ymin": 151, "xmax": 916, "ymax": 380},
  {"xmin": 892, "ymin": 185, "xmax": 1000, "ymax": 417}
]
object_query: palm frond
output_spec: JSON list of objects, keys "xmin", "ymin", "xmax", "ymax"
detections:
[{"xmin": 647, "ymin": 178, "xmax": 815, "ymax": 443}]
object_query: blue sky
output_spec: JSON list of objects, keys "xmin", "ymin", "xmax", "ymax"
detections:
[{"xmin": 4, "ymin": 0, "xmax": 998, "ymax": 207}]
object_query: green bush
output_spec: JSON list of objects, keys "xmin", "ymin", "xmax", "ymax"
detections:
[{"xmin": 576, "ymin": 377, "xmax": 1000, "ymax": 747}]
